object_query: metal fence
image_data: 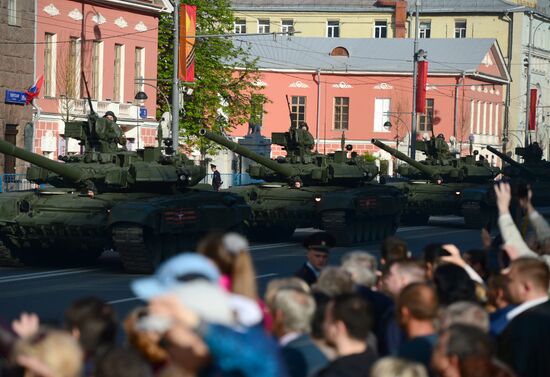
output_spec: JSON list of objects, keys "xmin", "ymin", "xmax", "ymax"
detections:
[
  {"xmin": 201, "ymin": 173, "xmax": 263, "ymax": 188},
  {"xmin": 0, "ymin": 174, "xmax": 35, "ymax": 193}
]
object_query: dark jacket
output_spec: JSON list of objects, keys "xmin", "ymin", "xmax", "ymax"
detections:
[
  {"xmin": 294, "ymin": 262, "xmax": 318, "ymax": 286},
  {"xmin": 315, "ymin": 348, "xmax": 377, "ymax": 377},
  {"xmin": 281, "ymin": 334, "xmax": 328, "ymax": 377},
  {"xmin": 212, "ymin": 170, "xmax": 222, "ymax": 190},
  {"xmin": 498, "ymin": 299, "xmax": 550, "ymax": 377}
]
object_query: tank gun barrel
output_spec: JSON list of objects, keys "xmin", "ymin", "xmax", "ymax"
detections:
[
  {"xmin": 199, "ymin": 129, "xmax": 295, "ymax": 178},
  {"xmin": 487, "ymin": 145, "xmax": 536, "ymax": 177},
  {"xmin": 0, "ymin": 139, "xmax": 85, "ymax": 182},
  {"xmin": 371, "ymin": 139, "xmax": 437, "ymax": 178}
]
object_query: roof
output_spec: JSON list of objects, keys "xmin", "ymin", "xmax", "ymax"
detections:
[
  {"xmin": 231, "ymin": 0, "xmax": 382, "ymax": 12},
  {"xmin": 412, "ymin": 0, "xmax": 527, "ymax": 13},
  {"xmin": 231, "ymin": 35, "xmax": 509, "ymax": 81},
  {"xmin": 231, "ymin": 0, "xmax": 527, "ymax": 13}
]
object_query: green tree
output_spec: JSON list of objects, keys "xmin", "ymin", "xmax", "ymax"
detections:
[{"xmin": 157, "ymin": 0, "xmax": 266, "ymax": 152}]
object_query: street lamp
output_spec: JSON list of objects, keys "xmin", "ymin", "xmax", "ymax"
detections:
[{"xmin": 134, "ymin": 91, "xmax": 148, "ymax": 150}]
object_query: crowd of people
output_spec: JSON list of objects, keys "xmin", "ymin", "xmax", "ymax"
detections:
[{"xmin": 1, "ymin": 181, "xmax": 550, "ymax": 377}]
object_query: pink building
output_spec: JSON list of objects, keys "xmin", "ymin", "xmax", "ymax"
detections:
[
  {"xmin": 230, "ymin": 37, "xmax": 510, "ymax": 165},
  {"xmin": 32, "ymin": 0, "xmax": 170, "ymax": 160}
]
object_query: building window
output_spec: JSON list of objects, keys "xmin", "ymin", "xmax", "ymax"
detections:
[
  {"xmin": 419, "ymin": 21, "xmax": 431, "ymax": 38},
  {"xmin": 258, "ymin": 19, "xmax": 270, "ymax": 33},
  {"xmin": 374, "ymin": 98, "xmax": 391, "ymax": 132},
  {"xmin": 334, "ymin": 97, "xmax": 349, "ymax": 130},
  {"xmin": 374, "ymin": 21, "xmax": 387, "ymax": 38},
  {"xmin": 134, "ymin": 47, "xmax": 144, "ymax": 96},
  {"xmin": 4, "ymin": 125, "xmax": 18, "ymax": 174},
  {"xmin": 234, "ymin": 19, "xmax": 246, "ymax": 34},
  {"xmin": 455, "ymin": 20, "xmax": 466, "ymax": 38},
  {"xmin": 327, "ymin": 21, "xmax": 340, "ymax": 38},
  {"xmin": 44, "ymin": 33, "xmax": 55, "ymax": 97},
  {"xmin": 290, "ymin": 96, "xmax": 306, "ymax": 128},
  {"xmin": 65, "ymin": 37, "xmax": 79, "ymax": 98},
  {"xmin": 113, "ymin": 44, "xmax": 123, "ymax": 102},
  {"xmin": 281, "ymin": 19, "xmax": 294, "ymax": 34},
  {"xmin": 92, "ymin": 41, "xmax": 102, "ymax": 99},
  {"xmin": 8, "ymin": 0, "xmax": 18, "ymax": 26},
  {"xmin": 419, "ymin": 99, "xmax": 434, "ymax": 131}
]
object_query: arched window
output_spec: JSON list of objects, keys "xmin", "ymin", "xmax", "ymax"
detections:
[{"xmin": 330, "ymin": 47, "xmax": 349, "ymax": 57}]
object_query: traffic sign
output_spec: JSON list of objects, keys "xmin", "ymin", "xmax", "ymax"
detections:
[
  {"xmin": 5, "ymin": 90, "xmax": 27, "ymax": 105},
  {"xmin": 139, "ymin": 106, "xmax": 147, "ymax": 119}
]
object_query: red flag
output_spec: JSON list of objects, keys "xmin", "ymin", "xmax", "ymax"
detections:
[
  {"xmin": 416, "ymin": 61, "xmax": 428, "ymax": 113},
  {"xmin": 25, "ymin": 75, "xmax": 44, "ymax": 104},
  {"xmin": 529, "ymin": 88, "xmax": 538, "ymax": 131},
  {"xmin": 179, "ymin": 4, "xmax": 196, "ymax": 82}
]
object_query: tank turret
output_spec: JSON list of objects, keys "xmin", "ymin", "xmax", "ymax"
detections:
[
  {"xmin": 487, "ymin": 145, "xmax": 537, "ymax": 178},
  {"xmin": 200, "ymin": 127, "xmax": 378, "ymax": 187},
  {"xmin": 373, "ymin": 137, "xmax": 499, "ymax": 183},
  {"xmin": 488, "ymin": 143, "xmax": 550, "ymax": 181}
]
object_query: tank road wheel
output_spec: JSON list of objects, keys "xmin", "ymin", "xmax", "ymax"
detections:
[{"xmin": 112, "ymin": 225, "xmax": 163, "ymax": 274}]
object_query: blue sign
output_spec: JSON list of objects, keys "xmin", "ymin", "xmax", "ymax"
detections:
[
  {"xmin": 5, "ymin": 90, "xmax": 27, "ymax": 105},
  {"xmin": 139, "ymin": 106, "xmax": 147, "ymax": 119}
]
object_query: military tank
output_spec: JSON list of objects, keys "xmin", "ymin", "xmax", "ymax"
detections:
[
  {"xmin": 200, "ymin": 125, "xmax": 405, "ymax": 244},
  {"xmin": 459, "ymin": 143, "xmax": 550, "ymax": 228},
  {"xmin": 372, "ymin": 135, "xmax": 500, "ymax": 225},
  {"xmin": 0, "ymin": 90, "xmax": 250, "ymax": 273}
]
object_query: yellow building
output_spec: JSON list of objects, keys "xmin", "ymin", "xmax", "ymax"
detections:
[{"xmin": 231, "ymin": 0, "xmax": 550, "ymax": 158}]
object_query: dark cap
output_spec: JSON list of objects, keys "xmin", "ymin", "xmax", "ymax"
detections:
[
  {"xmin": 303, "ymin": 232, "xmax": 335, "ymax": 252},
  {"xmin": 210, "ymin": 164, "xmax": 216, "ymax": 169},
  {"xmin": 103, "ymin": 111, "xmax": 117, "ymax": 122}
]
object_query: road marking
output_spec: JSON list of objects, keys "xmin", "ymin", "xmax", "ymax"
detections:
[
  {"xmin": 256, "ymin": 273, "xmax": 279, "ymax": 279},
  {"xmin": 107, "ymin": 297, "xmax": 142, "ymax": 305},
  {"xmin": 0, "ymin": 268, "xmax": 100, "ymax": 283},
  {"xmin": 250, "ymin": 242, "xmax": 297, "ymax": 251}
]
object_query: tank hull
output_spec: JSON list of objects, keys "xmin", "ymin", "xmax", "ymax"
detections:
[
  {"xmin": 227, "ymin": 183, "xmax": 404, "ymax": 245},
  {"xmin": 0, "ymin": 188, "xmax": 251, "ymax": 273}
]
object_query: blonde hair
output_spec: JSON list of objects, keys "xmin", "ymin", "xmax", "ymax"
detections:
[
  {"xmin": 371, "ymin": 357, "xmax": 428, "ymax": 377},
  {"xmin": 15, "ymin": 329, "xmax": 83, "ymax": 377},
  {"xmin": 264, "ymin": 277, "xmax": 311, "ymax": 309}
]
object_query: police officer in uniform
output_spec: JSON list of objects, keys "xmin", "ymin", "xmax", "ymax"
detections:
[
  {"xmin": 211, "ymin": 164, "xmax": 222, "ymax": 191},
  {"xmin": 294, "ymin": 232, "xmax": 335, "ymax": 286}
]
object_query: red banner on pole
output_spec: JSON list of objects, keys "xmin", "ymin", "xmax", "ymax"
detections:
[
  {"xmin": 416, "ymin": 60, "xmax": 428, "ymax": 114},
  {"xmin": 529, "ymin": 88, "xmax": 538, "ymax": 131},
  {"xmin": 179, "ymin": 4, "xmax": 196, "ymax": 82}
]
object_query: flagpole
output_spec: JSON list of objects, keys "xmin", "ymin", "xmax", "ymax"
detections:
[{"xmin": 171, "ymin": 1, "xmax": 180, "ymax": 154}]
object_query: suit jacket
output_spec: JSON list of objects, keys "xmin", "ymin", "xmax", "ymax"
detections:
[
  {"xmin": 498, "ymin": 299, "xmax": 550, "ymax": 377},
  {"xmin": 281, "ymin": 334, "xmax": 328, "ymax": 377},
  {"xmin": 294, "ymin": 263, "xmax": 318, "ymax": 286}
]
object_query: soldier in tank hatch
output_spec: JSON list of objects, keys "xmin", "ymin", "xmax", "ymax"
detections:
[{"xmin": 295, "ymin": 232, "xmax": 336, "ymax": 286}]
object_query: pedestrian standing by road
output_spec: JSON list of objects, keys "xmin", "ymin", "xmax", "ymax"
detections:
[{"xmin": 211, "ymin": 164, "xmax": 222, "ymax": 191}]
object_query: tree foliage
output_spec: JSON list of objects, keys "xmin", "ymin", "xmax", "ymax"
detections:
[{"xmin": 157, "ymin": 0, "xmax": 265, "ymax": 152}]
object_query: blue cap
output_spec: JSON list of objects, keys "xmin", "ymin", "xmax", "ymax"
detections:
[{"xmin": 131, "ymin": 253, "xmax": 220, "ymax": 300}]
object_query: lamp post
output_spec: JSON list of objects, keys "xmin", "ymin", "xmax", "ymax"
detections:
[
  {"xmin": 383, "ymin": 118, "xmax": 411, "ymax": 175},
  {"xmin": 410, "ymin": 0, "xmax": 421, "ymax": 159},
  {"xmin": 134, "ymin": 91, "xmax": 148, "ymax": 150}
]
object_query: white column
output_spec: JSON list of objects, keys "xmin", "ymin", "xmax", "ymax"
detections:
[
  {"xmin": 495, "ymin": 104, "xmax": 500, "ymax": 137},
  {"xmin": 488, "ymin": 103, "xmax": 493, "ymax": 135},
  {"xmin": 470, "ymin": 100, "xmax": 475, "ymax": 134},
  {"xmin": 476, "ymin": 101, "xmax": 481, "ymax": 134},
  {"xmin": 482, "ymin": 102, "xmax": 487, "ymax": 135}
]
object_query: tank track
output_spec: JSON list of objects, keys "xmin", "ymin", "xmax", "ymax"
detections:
[
  {"xmin": 0, "ymin": 240, "xmax": 23, "ymax": 267},
  {"xmin": 112, "ymin": 226, "xmax": 156, "ymax": 274}
]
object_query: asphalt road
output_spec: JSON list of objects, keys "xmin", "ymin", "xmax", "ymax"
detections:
[{"xmin": 0, "ymin": 216, "xmax": 482, "ymax": 326}]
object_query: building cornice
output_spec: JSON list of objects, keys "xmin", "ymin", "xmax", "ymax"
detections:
[{"xmin": 87, "ymin": 0, "xmax": 172, "ymax": 14}]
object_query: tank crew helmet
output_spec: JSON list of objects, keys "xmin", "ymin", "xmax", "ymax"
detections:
[
  {"xmin": 103, "ymin": 111, "xmax": 117, "ymax": 122},
  {"xmin": 303, "ymin": 231, "xmax": 336, "ymax": 253}
]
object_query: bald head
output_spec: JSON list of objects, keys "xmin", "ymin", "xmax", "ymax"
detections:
[
  {"xmin": 507, "ymin": 258, "xmax": 550, "ymax": 304},
  {"xmin": 398, "ymin": 282, "xmax": 438, "ymax": 321}
]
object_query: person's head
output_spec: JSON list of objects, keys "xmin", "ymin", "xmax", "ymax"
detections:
[
  {"xmin": 381, "ymin": 236, "xmax": 409, "ymax": 265},
  {"xmin": 341, "ymin": 251, "xmax": 378, "ymax": 288},
  {"xmin": 439, "ymin": 301, "xmax": 489, "ymax": 333},
  {"xmin": 487, "ymin": 274, "xmax": 512, "ymax": 310},
  {"xmin": 123, "ymin": 307, "xmax": 168, "ymax": 365},
  {"xmin": 323, "ymin": 294, "xmax": 372, "ymax": 350},
  {"xmin": 310, "ymin": 291, "xmax": 331, "ymax": 340},
  {"xmin": 383, "ymin": 259, "xmax": 426, "ymax": 298},
  {"xmin": 433, "ymin": 264, "xmax": 477, "ymax": 306},
  {"xmin": 463, "ymin": 249, "xmax": 488, "ymax": 280},
  {"xmin": 197, "ymin": 232, "xmax": 258, "ymax": 299},
  {"xmin": 210, "ymin": 164, "xmax": 216, "ymax": 171},
  {"xmin": 63, "ymin": 297, "xmax": 117, "ymax": 359},
  {"xmin": 271, "ymin": 288, "xmax": 315, "ymax": 338},
  {"xmin": 103, "ymin": 111, "xmax": 117, "ymax": 122},
  {"xmin": 397, "ymin": 282, "xmax": 438, "ymax": 331},
  {"xmin": 95, "ymin": 347, "xmax": 153, "ymax": 377},
  {"xmin": 506, "ymin": 257, "xmax": 550, "ymax": 304},
  {"xmin": 14, "ymin": 329, "xmax": 83, "ymax": 377},
  {"xmin": 314, "ymin": 267, "xmax": 354, "ymax": 297},
  {"xmin": 264, "ymin": 277, "xmax": 310, "ymax": 309},
  {"xmin": 303, "ymin": 232, "xmax": 335, "ymax": 271},
  {"xmin": 432, "ymin": 325, "xmax": 500, "ymax": 377},
  {"xmin": 371, "ymin": 357, "xmax": 428, "ymax": 377},
  {"xmin": 422, "ymin": 243, "xmax": 450, "ymax": 278}
]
